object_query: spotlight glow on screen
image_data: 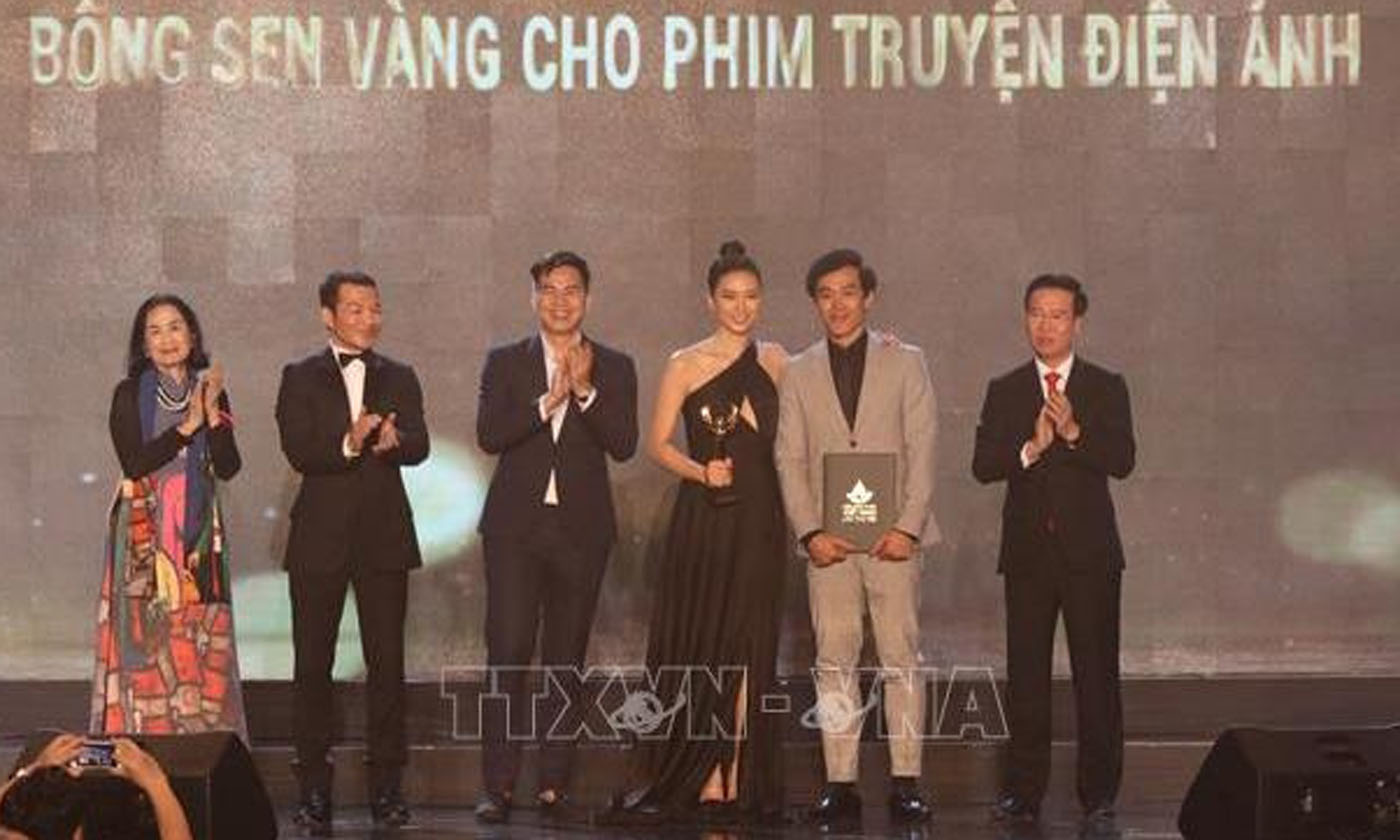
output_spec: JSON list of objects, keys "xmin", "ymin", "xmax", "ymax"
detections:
[
  {"xmin": 232, "ymin": 438, "xmax": 489, "ymax": 678},
  {"xmin": 402, "ymin": 437, "xmax": 489, "ymax": 567},
  {"xmin": 1278, "ymin": 471, "xmax": 1400, "ymax": 570}
]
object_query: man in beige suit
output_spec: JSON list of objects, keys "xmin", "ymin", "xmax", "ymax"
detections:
[{"xmin": 775, "ymin": 248, "xmax": 939, "ymax": 828}]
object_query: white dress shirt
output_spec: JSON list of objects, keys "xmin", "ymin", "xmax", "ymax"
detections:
[
  {"xmin": 536, "ymin": 334, "xmax": 597, "ymax": 505},
  {"xmin": 332, "ymin": 341, "xmax": 367, "ymax": 458}
]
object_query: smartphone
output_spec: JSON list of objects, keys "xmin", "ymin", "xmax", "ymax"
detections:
[{"xmin": 73, "ymin": 739, "xmax": 118, "ymax": 772}]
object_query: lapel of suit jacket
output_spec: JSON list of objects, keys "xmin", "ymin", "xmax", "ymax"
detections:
[
  {"xmin": 317, "ymin": 348, "xmax": 354, "ymax": 427},
  {"xmin": 523, "ymin": 335, "xmax": 559, "ymax": 446},
  {"xmin": 1017, "ymin": 360, "xmax": 1042, "ymax": 418},
  {"xmin": 1065, "ymin": 356, "xmax": 1088, "ymax": 413},
  {"xmin": 807, "ymin": 339, "xmax": 851, "ymax": 444},
  {"xmin": 853, "ymin": 335, "xmax": 889, "ymax": 441},
  {"xmin": 363, "ymin": 351, "xmax": 385, "ymax": 416},
  {"xmin": 525, "ymin": 335, "xmax": 548, "ymax": 396}
]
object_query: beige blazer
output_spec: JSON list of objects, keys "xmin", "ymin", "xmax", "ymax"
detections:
[{"xmin": 775, "ymin": 334, "xmax": 941, "ymax": 549}]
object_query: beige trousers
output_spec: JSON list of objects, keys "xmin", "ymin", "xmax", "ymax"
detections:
[{"xmin": 806, "ymin": 551, "xmax": 925, "ymax": 782}]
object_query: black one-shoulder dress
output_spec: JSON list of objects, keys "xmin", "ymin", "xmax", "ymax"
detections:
[{"xmin": 622, "ymin": 343, "xmax": 787, "ymax": 819}]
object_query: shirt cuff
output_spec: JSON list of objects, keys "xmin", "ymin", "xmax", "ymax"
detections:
[
  {"xmin": 574, "ymin": 386, "xmax": 598, "ymax": 412},
  {"xmin": 342, "ymin": 433, "xmax": 357, "ymax": 459},
  {"xmin": 537, "ymin": 393, "xmax": 554, "ymax": 422},
  {"xmin": 1019, "ymin": 442, "xmax": 1037, "ymax": 469}
]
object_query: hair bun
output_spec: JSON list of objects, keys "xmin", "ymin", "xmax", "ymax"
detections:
[{"xmin": 718, "ymin": 240, "xmax": 746, "ymax": 260}]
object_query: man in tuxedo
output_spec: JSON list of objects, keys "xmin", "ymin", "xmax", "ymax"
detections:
[
  {"xmin": 774, "ymin": 249, "xmax": 938, "ymax": 827},
  {"xmin": 972, "ymin": 274, "xmax": 1135, "ymax": 838},
  {"xmin": 276, "ymin": 271, "xmax": 429, "ymax": 834},
  {"xmin": 473, "ymin": 250, "xmax": 638, "ymax": 823}
]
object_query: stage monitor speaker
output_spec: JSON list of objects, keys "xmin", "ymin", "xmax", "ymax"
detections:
[
  {"xmin": 1179, "ymin": 725, "xmax": 1400, "ymax": 840},
  {"xmin": 13, "ymin": 730, "xmax": 276, "ymax": 840}
]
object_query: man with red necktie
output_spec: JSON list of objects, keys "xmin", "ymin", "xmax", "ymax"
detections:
[{"xmin": 972, "ymin": 274, "xmax": 1136, "ymax": 839}]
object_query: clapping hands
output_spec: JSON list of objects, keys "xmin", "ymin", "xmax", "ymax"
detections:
[
  {"xmin": 371, "ymin": 412, "xmax": 401, "ymax": 454},
  {"xmin": 202, "ymin": 361, "xmax": 225, "ymax": 427},
  {"xmin": 174, "ymin": 361, "xmax": 229, "ymax": 438},
  {"xmin": 1044, "ymin": 388, "xmax": 1080, "ymax": 443},
  {"xmin": 544, "ymin": 341, "xmax": 596, "ymax": 415},
  {"xmin": 565, "ymin": 341, "xmax": 594, "ymax": 397},
  {"xmin": 348, "ymin": 410, "xmax": 402, "ymax": 456}
]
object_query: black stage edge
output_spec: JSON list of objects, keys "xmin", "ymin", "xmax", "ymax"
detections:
[{"xmin": 4, "ymin": 676, "xmax": 1399, "ymax": 837}]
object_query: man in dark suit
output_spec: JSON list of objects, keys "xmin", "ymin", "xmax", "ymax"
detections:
[
  {"xmin": 276, "ymin": 271, "xmax": 429, "ymax": 835},
  {"xmin": 972, "ymin": 274, "xmax": 1135, "ymax": 838},
  {"xmin": 474, "ymin": 250, "xmax": 638, "ymax": 823}
]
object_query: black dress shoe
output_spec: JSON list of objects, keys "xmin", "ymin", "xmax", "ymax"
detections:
[
  {"xmin": 990, "ymin": 792, "xmax": 1040, "ymax": 824},
  {"xmin": 474, "ymin": 791, "xmax": 512, "ymax": 824},
  {"xmin": 889, "ymin": 789, "xmax": 933, "ymax": 823},
  {"xmin": 1079, "ymin": 804, "xmax": 1120, "ymax": 839},
  {"xmin": 370, "ymin": 787, "xmax": 411, "ymax": 828},
  {"xmin": 595, "ymin": 792, "xmax": 667, "ymax": 827},
  {"xmin": 809, "ymin": 784, "xmax": 862, "ymax": 826},
  {"xmin": 293, "ymin": 790, "xmax": 333, "ymax": 837}
]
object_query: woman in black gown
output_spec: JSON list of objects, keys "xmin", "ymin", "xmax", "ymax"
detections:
[{"xmin": 616, "ymin": 241, "xmax": 788, "ymax": 823}]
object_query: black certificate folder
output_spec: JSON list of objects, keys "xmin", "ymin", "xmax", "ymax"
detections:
[{"xmin": 822, "ymin": 452, "xmax": 897, "ymax": 549}]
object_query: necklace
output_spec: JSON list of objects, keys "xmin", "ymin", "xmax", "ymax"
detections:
[{"xmin": 156, "ymin": 376, "xmax": 192, "ymax": 413}]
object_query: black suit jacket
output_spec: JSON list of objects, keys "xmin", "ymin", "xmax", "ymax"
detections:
[
  {"xmin": 476, "ymin": 335, "xmax": 638, "ymax": 550},
  {"xmin": 972, "ymin": 358, "xmax": 1135, "ymax": 574},
  {"xmin": 276, "ymin": 348, "xmax": 429, "ymax": 573}
]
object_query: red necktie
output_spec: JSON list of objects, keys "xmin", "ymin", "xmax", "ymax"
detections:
[{"xmin": 1042, "ymin": 371, "xmax": 1060, "ymax": 534}]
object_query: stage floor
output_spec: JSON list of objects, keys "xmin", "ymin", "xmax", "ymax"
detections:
[
  {"xmin": 15, "ymin": 677, "xmax": 1400, "ymax": 840},
  {"xmin": 281, "ymin": 804, "xmax": 1184, "ymax": 839}
]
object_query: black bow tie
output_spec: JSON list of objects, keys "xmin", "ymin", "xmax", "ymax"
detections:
[{"xmin": 337, "ymin": 351, "xmax": 367, "ymax": 368}]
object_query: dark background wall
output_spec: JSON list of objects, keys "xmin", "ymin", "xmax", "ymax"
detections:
[{"xmin": 2, "ymin": 0, "xmax": 1397, "ymax": 681}]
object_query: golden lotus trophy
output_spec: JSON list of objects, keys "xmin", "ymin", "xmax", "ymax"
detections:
[{"xmin": 698, "ymin": 401, "xmax": 740, "ymax": 506}]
